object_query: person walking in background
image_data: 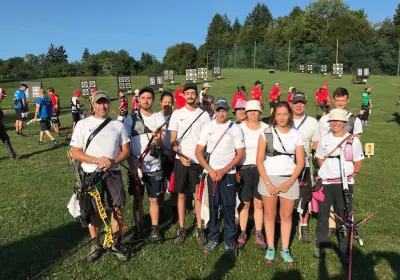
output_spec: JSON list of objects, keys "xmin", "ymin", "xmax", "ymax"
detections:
[
  {"xmin": 132, "ymin": 89, "xmax": 140, "ymax": 113},
  {"xmin": 269, "ymin": 82, "xmax": 281, "ymax": 113},
  {"xmin": 360, "ymin": 85, "xmax": 373, "ymax": 126},
  {"xmin": 14, "ymin": 83, "xmax": 28, "ymax": 137},
  {"xmin": 316, "ymin": 82, "xmax": 330, "ymax": 116},
  {"xmin": 71, "ymin": 90, "xmax": 81, "ymax": 130},
  {"xmin": 251, "ymin": 81, "xmax": 264, "ymax": 110},
  {"xmin": 35, "ymin": 89, "xmax": 57, "ymax": 146},
  {"xmin": 232, "ymin": 86, "xmax": 247, "ymax": 109},
  {"xmin": 286, "ymin": 87, "xmax": 296, "ymax": 103},
  {"xmin": 48, "ymin": 87, "xmax": 61, "ymax": 136}
]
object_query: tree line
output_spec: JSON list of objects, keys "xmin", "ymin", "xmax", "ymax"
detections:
[{"xmin": 1, "ymin": 0, "xmax": 400, "ymax": 80}]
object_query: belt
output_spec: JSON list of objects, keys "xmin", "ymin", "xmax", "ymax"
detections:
[
  {"xmin": 325, "ymin": 175, "xmax": 352, "ymax": 183},
  {"xmin": 238, "ymin": 164, "xmax": 256, "ymax": 170}
]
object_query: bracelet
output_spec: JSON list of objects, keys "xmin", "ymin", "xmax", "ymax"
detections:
[{"xmin": 264, "ymin": 182, "xmax": 270, "ymax": 186}]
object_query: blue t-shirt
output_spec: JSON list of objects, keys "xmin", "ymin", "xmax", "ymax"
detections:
[
  {"xmin": 13, "ymin": 89, "xmax": 26, "ymax": 109},
  {"xmin": 36, "ymin": 96, "xmax": 53, "ymax": 119}
]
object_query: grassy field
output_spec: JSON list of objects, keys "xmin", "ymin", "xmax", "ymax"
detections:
[{"xmin": 0, "ymin": 69, "xmax": 399, "ymax": 280}]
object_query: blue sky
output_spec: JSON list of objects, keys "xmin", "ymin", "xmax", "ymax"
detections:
[{"xmin": 0, "ymin": 0, "xmax": 397, "ymax": 62}]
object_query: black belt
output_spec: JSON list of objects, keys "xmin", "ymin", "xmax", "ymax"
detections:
[{"xmin": 238, "ymin": 164, "xmax": 256, "ymax": 170}]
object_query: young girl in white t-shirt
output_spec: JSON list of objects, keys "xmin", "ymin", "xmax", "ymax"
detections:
[{"xmin": 256, "ymin": 101, "xmax": 305, "ymax": 266}]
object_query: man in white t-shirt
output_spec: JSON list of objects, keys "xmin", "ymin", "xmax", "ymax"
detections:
[
  {"xmin": 70, "ymin": 90, "xmax": 131, "ymax": 262},
  {"xmin": 124, "ymin": 87, "xmax": 165, "ymax": 244},
  {"xmin": 196, "ymin": 96, "xmax": 245, "ymax": 259},
  {"xmin": 314, "ymin": 109, "xmax": 364, "ymax": 265},
  {"xmin": 290, "ymin": 92, "xmax": 320, "ymax": 243},
  {"xmin": 318, "ymin": 87, "xmax": 362, "ymax": 140},
  {"xmin": 169, "ymin": 83, "xmax": 211, "ymax": 245}
]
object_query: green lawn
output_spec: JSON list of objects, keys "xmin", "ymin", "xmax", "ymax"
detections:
[{"xmin": 0, "ymin": 69, "xmax": 399, "ymax": 280}]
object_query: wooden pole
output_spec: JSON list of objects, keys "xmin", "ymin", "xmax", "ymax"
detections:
[
  {"xmin": 287, "ymin": 40, "xmax": 291, "ymax": 72},
  {"xmin": 254, "ymin": 41, "xmax": 256, "ymax": 69},
  {"xmin": 235, "ymin": 43, "xmax": 237, "ymax": 68},
  {"xmin": 397, "ymin": 42, "xmax": 400, "ymax": 76},
  {"xmin": 336, "ymin": 39, "xmax": 339, "ymax": 64}
]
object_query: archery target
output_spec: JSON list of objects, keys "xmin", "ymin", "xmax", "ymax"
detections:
[
  {"xmin": 82, "ymin": 88, "xmax": 90, "ymax": 96},
  {"xmin": 364, "ymin": 68, "xmax": 370, "ymax": 77},
  {"xmin": 149, "ymin": 77, "xmax": 156, "ymax": 86},
  {"xmin": 163, "ymin": 70, "xmax": 174, "ymax": 81},
  {"xmin": 307, "ymin": 65, "xmax": 313, "ymax": 71},
  {"xmin": 164, "ymin": 70, "xmax": 169, "ymax": 80},
  {"xmin": 119, "ymin": 83, "xmax": 125, "ymax": 89},
  {"xmin": 118, "ymin": 77, "xmax": 125, "ymax": 83},
  {"xmin": 197, "ymin": 68, "xmax": 207, "ymax": 79},
  {"xmin": 81, "ymin": 81, "xmax": 89, "ymax": 88},
  {"xmin": 357, "ymin": 68, "xmax": 363, "ymax": 77},
  {"xmin": 320, "ymin": 65, "xmax": 327, "ymax": 72},
  {"xmin": 89, "ymin": 80, "xmax": 97, "ymax": 88},
  {"xmin": 186, "ymin": 69, "xmax": 197, "ymax": 81},
  {"xmin": 213, "ymin": 67, "xmax": 220, "ymax": 75},
  {"xmin": 125, "ymin": 83, "xmax": 131, "ymax": 89},
  {"xmin": 299, "ymin": 65, "xmax": 305, "ymax": 72},
  {"xmin": 156, "ymin": 76, "xmax": 163, "ymax": 84},
  {"xmin": 116, "ymin": 76, "xmax": 132, "ymax": 92},
  {"xmin": 333, "ymin": 64, "xmax": 343, "ymax": 75},
  {"xmin": 124, "ymin": 77, "xmax": 130, "ymax": 83}
]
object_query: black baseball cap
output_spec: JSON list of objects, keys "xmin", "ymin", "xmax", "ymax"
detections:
[
  {"xmin": 255, "ymin": 80, "xmax": 262, "ymax": 85},
  {"xmin": 291, "ymin": 92, "xmax": 307, "ymax": 103},
  {"xmin": 184, "ymin": 83, "xmax": 198, "ymax": 93},
  {"xmin": 20, "ymin": 83, "xmax": 28, "ymax": 88}
]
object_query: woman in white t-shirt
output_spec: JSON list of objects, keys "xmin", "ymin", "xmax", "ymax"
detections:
[
  {"xmin": 314, "ymin": 109, "xmax": 364, "ymax": 265},
  {"xmin": 256, "ymin": 101, "xmax": 305, "ymax": 266},
  {"xmin": 237, "ymin": 100, "xmax": 268, "ymax": 250}
]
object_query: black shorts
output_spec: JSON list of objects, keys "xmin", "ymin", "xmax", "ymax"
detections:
[
  {"xmin": 15, "ymin": 109, "xmax": 22, "ymax": 121},
  {"xmin": 173, "ymin": 159, "xmax": 203, "ymax": 194},
  {"xmin": 40, "ymin": 119, "xmax": 51, "ymax": 131},
  {"xmin": 238, "ymin": 165, "xmax": 261, "ymax": 201},
  {"xmin": 51, "ymin": 112, "xmax": 60, "ymax": 124},
  {"xmin": 101, "ymin": 170, "xmax": 126, "ymax": 208},
  {"xmin": 162, "ymin": 156, "xmax": 175, "ymax": 181},
  {"xmin": 72, "ymin": 113, "xmax": 80, "ymax": 123},
  {"xmin": 142, "ymin": 170, "xmax": 164, "ymax": 198},
  {"xmin": 318, "ymin": 103, "xmax": 328, "ymax": 113}
]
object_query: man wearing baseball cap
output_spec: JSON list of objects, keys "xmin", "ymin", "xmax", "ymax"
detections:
[
  {"xmin": 251, "ymin": 81, "xmax": 264, "ymax": 110},
  {"xmin": 70, "ymin": 90, "xmax": 131, "ymax": 262},
  {"xmin": 196, "ymin": 96, "xmax": 245, "ymax": 260},
  {"xmin": 290, "ymin": 92, "xmax": 320, "ymax": 243},
  {"xmin": 0, "ymin": 88, "xmax": 22, "ymax": 159},
  {"xmin": 269, "ymin": 82, "xmax": 281, "ymax": 113}
]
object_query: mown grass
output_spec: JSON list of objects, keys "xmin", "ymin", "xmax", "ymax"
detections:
[{"xmin": 0, "ymin": 69, "xmax": 399, "ymax": 280}]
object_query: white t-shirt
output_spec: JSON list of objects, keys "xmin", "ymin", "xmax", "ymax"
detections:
[
  {"xmin": 319, "ymin": 111, "xmax": 363, "ymax": 137},
  {"xmin": 169, "ymin": 107, "xmax": 210, "ymax": 163},
  {"xmin": 316, "ymin": 132, "xmax": 364, "ymax": 184},
  {"xmin": 239, "ymin": 121, "xmax": 269, "ymax": 165},
  {"xmin": 124, "ymin": 112, "xmax": 165, "ymax": 173},
  {"xmin": 261, "ymin": 127, "xmax": 305, "ymax": 175},
  {"xmin": 70, "ymin": 116, "xmax": 130, "ymax": 173},
  {"xmin": 198, "ymin": 120, "xmax": 245, "ymax": 174},
  {"xmin": 294, "ymin": 115, "xmax": 320, "ymax": 167}
]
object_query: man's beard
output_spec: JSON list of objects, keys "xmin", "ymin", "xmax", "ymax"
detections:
[{"xmin": 185, "ymin": 99, "xmax": 195, "ymax": 105}]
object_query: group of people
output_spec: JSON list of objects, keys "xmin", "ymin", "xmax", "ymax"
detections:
[{"xmin": 67, "ymin": 80, "xmax": 365, "ymax": 268}]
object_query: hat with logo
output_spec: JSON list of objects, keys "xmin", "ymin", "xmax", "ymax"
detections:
[
  {"xmin": 214, "ymin": 97, "xmax": 230, "ymax": 111},
  {"xmin": 234, "ymin": 99, "xmax": 247, "ymax": 111},
  {"xmin": 328, "ymin": 109, "xmax": 348, "ymax": 122},
  {"xmin": 291, "ymin": 92, "xmax": 307, "ymax": 103}
]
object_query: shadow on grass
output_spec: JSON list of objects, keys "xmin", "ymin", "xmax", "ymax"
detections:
[
  {"xmin": 389, "ymin": 112, "xmax": 400, "ymax": 125},
  {"xmin": 21, "ymin": 140, "xmax": 70, "ymax": 159},
  {"xmin": 272, "ymin": 270, "xmax": 303, "ymax": 280},
  {"xmin": 0, "ymin": 222, "xmax": 87, "ymax": 280}
]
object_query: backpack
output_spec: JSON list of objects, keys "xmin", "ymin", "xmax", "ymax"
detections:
[
  {"xmin": 344, "ymin": 114, "xmax": 357, "ymax": 134},
  {"xmin": 130, "ymin": 111, "xmax": 152, "ymax": 137},
  {"xmin": 263, "ymin": 127, "xmax": 296, "ymax": 160}
]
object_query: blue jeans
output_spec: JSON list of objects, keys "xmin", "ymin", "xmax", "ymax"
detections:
[{"xmin": 207, "ymin": 174, "xmax": 237, "ymax": 246}]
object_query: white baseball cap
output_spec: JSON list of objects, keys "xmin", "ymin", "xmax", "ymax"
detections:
[
  {"xmin": 204, "ymin": 83, "xmax": 211, "ymax": 88},
  {"xmin": 328, "ymin": 109, "xmax": 348, "ymax": 122},
  {"xmin": 134, "ymin": 89, "xmax": 140, "ymax": 94},
  {"xmin": 288, "ymin": 87, "xmax": 294, "ymax": 92},
  {"xmin": 245, "ymin": 100, "xmax": 262, "ymax": 113}
]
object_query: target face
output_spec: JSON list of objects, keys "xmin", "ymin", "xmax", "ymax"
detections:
[
  {"xmin": 357, "ymin": 68, "xmax": 363, "ymax": 77},
  {"xmin": 299, "ymin": 65, "xmax": 305, "ymax": 71},
  {"xmin": 119, "ymin": 83, "xmax": 125, "ymax": 89},
  {"xmin": 116, "ymin": 76, "xmax": 132, "ymax": 92},
  {"xmin": 81, "ymin": 81, "xmax": 89, "ymax": 88},
  {"xmin": 186, "ymin": 69, "xmax": 197, "ymax": 81},
  {"xmin": 320, "ymin": 65, "xmax": 327, "ymax": 72},
  {"xmin": 332, "ymin": 64, "xmax": 343, "ymax": 75},
  {"xmin": 156, "ymin": 76, "xmax": 163, "ymax": 84},
  {"xmin": 307, "ymin": 65, "xmax": 313, "ymax": 71},
  {"xmin": 82, "ymin": 88, "xmax": 90, "ymax": 96},
  {"xmin": 213, "ymin": 67, "xmax": 221, "ymax": 75},
  {"xmin": 118, "ymin": 77, "xmax": 125, "ymax": 83},
  {"xmin": 149, "ymin": 77, "xmax": 156, "ymax": 86},
  {"xmin": 125, "ymin": 83, "xmax": 131, "ymax": 89},
  {"xmin": 197, "ymin": 68, "xmax": 207, "ymax": 79},
  {"xmin": 89, "ymin": 81, "xmax": 97, "ymax": 88},
  {"xmin": 124, "ymin": 77, "xmax": 130, "ymax": 83},
  {"xmin": 163, "ymin": 70, "xmax": 174, "ymax": 81},
  {"xmin": 364, "ymin": 68, "xmax": 369, "ymax": 76},
  {"xmin": 32, "ymin": 86, "xmax": 40, "ymax": 98}
]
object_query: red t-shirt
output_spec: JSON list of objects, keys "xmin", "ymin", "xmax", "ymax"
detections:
[
  {"xmin": 269, "ymin": 86, "xmax": 280, "ymax": 102},
  {"xmin": 120, "ymin": 95, "xmax": 128, "ymax": 111},
  {"xmin": 316, "ymin": 88, "xmax": 329, "ymax": 103},
  {"xmin": 251, "ymin": 87, "xmax": 263, "ymax": 106},
  {"xmin": 287, "ymin": 93, "xmax": 293, "ymax": 103},
  {"xmin": 232, "ymin": 92, "xmax": 247, "ymax": 108},
  {"xmin": 50, "ymin": 93, "xmax": 59, "ymax": 112},
  {"xmin": 175, "ymin": 88, "xmax": 185, "ymax": 109}
]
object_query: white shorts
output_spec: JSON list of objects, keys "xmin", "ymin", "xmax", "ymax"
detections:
[{"xmin": 258, "ymin": 175, "xmax": 299, "ymax": 200}]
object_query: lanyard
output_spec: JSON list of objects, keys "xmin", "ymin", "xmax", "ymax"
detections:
[{"xmin": 295, "ymin": 115, "xmax": 308, "ymax": 130}]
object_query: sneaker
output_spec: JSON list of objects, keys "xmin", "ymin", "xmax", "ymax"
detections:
[
  {"xmin": 196, "ymin": 228, "xmax": 207, "ymax": 246},
  {"xmin": 313, "ymin": 247, "xmax": 326, "ymax": 259},
  {"xmin": 224, "ymin": 244, "xmax": 237, "ymax": 261},
  {"xmin": 174, "ymin": 228, "xmax": 187, "ymax": 245},
  {"xmin": 111, "ymin": 243, "xmax": 130, "ymax": 261},
  {"xmin": 150, "ymin": 226, "xmax": 164, "ymax": 244},
  {"xmin": 254, "ymin": 232, "xmax": 267, "ymax": 249},
  {"xmin": 301, "ymin": 226, "xmax": 311, "ymax": 243},
  {"xmin": 130, "ymin": 225, "xmax": 143, "ymax": 241},
  {"xmin": 281, "ymin": 248, "xmax": 294, "ymax": 267},
  {"xmin": 52, "ymin": 140, "xmax": 57, "ymax": 147},
  {"xmin": 264, "ymin": 247, "xmax": 275, "ymax": 264},
  {"xmin": 12, "ymin": 154, "xmax": 23, "ymax": 159},
  {"xmin": 340, "ymin": 253, "xmax": 349, "ymax": 265},
  {"xmin": 237, "ymin": 233, "xmax": 247, "ymax": 249},
  {"xmin": 37, "ymin": 141, "xmax": 43, "ymax": 145},
  {"xmin": 86, "ymin": 245, "xmax": 103, "ymax": 262},
  {"xmin": 203, "ymin": 240, "xmax": 219, "ymax": 254}
]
